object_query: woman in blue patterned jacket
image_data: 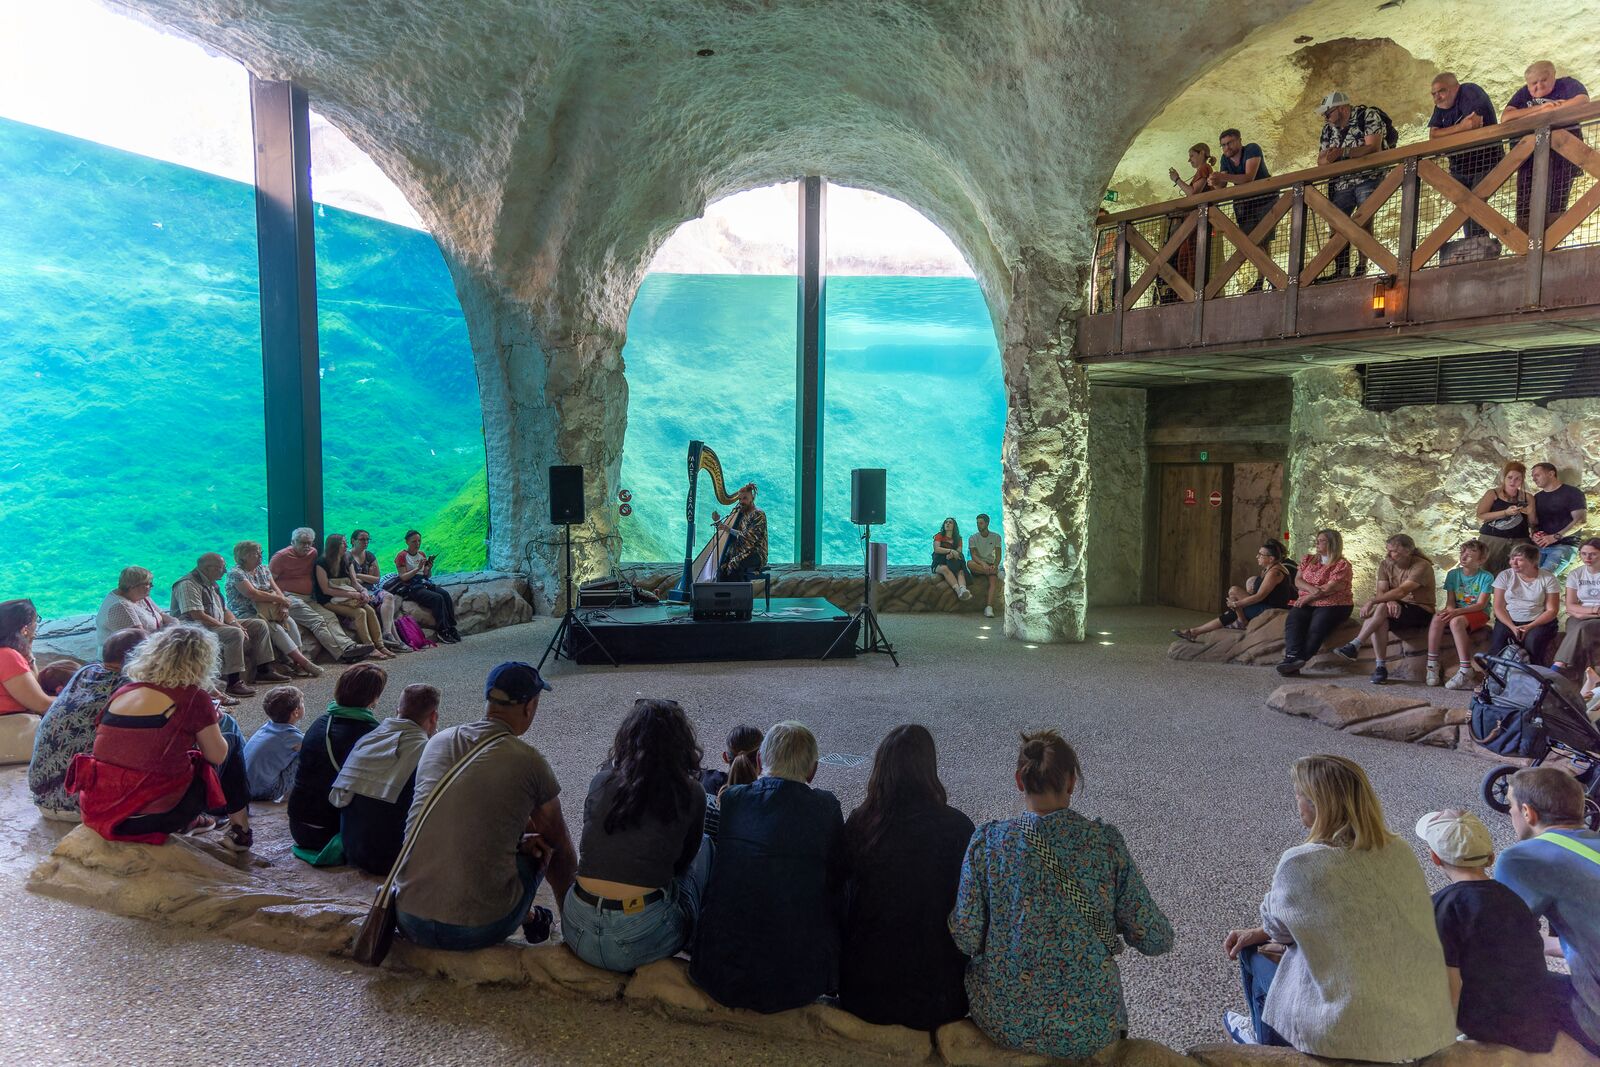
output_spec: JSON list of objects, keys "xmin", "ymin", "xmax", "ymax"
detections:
[{"xmin": 949, "ymin": 730, "xmax": 1173, "ymax": 1059}]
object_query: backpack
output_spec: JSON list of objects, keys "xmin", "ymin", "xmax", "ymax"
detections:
[
  {"xmin": 394, "ymin": 615, "xmax": 436, "ymax": 651},
  {"xmin": 1367, "ymin": 105, "xmax": 1399, "ymax": 150}
]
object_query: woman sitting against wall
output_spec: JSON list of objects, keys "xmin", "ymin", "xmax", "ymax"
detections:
[
  {"xmin": 1221, "ymin": 755, "xmax": 1454, "ymax": 1059},
  {"xmin": 1555, "ymin": 538, "xmax": 1600, "ymax": 697},
  {"xmin": 225, "ymin": 541, "xmax": 321, "ymax": 678},
  {"xmin": 391, "ymin": 530, "xmax": 461, "ymax": 643},
  {"xmin": 1474, "ymin": 461, "xmax": 1533, "ymax": 574},
  {"xmin": 932, "ymin": 517, "xmax": 972, "ymax": 602},
  {"xmin": 1174, "ymin": 540, "xmax": 1296, "ymax": 642},
  {"xmin": 314, "ymin": 534, "xmax": 394, "ymax": 660},
  {"xmin": 1276, "ymin": 529, "xmax": 1354, "ymax": 676},
  {"xmin": 1490, "ymin": 543, "xmax": 1562, "ymax": 664},
  {"xmin": 348, "ymin": 529, "xmax": 410, "ymax": 654},
  {"xmin": 93, "ymin": 566, "xmax": 175, "ymax": 649},
  {"xmin": 0, "ymin": 599, "xmax": 53, "ymax": 718}
]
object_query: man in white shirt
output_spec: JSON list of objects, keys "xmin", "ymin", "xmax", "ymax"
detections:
[{"xmin": 967, "ymin": 514, "xmax": 1003, "ymax": 619}]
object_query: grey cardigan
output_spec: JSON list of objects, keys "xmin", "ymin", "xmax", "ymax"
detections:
[{"xmin": 1259, "ymin": 838, "xmax": 1457, "ymax": 1061}]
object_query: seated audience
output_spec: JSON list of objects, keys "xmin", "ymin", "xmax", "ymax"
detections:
[
  {"xmin": 28, "ymin": 628, "xmax": 145, "ymax": 820},
  {"xmin": 348, "ymin": 529, "xmax": 410, "ymax": 654},
  {"xmin": 0, "ymin": 599, "xmax": 52, "ymax": 716},
  {"xmin": 226, "ymin": 540, "xmax": 321, "ymax": 678},
  {"xmin": 330, "ymin": 683, "xmax": 440, "ymax": 876},
  {"xmin": 1427, "ymin": 539, "xmax": 1493, "ymax": 690},
  {"xmin": 1556, "ymin": 539, "xmax": 1600, "ymax": 691},
  {"xmin": 394, "ymin": 662, "xmax": 575, "ymax": 951},
  {"xmin": 692, "ymin": 720, "xmax": 845, "ymax": 1013},
  {"xmin": 704, "ymin": 748, "xmax": 760, "ymax": 842},
  {"xmin": 1415, "ymin": 809, "xmax": 1558, "ymax": 1052},
  {"xmin": 1222, "ymin": 755, "xmax": 1454, "ymax": 1058},
  {"xmin": 1333, "ymin": 534, "xmax": 1435, "ymax": 685},
  {"xmin": 1427, "ymin": 73, "xmax": 1505, "ymax": 244},
  {"xmin": 1490, "ymin": 544, "xmax": 1561, "ymax": 662},
  {"xmin": 1475, "ymin": 462, "xmax": 1532, "ymax": 574},
  {"xmin": 968, "ymin": 513, "xmax": 1003, "ymax": 619},
  {"xmin": 1495, "ymin": 767, "xmax": 1600, "ymax": 1057},
  {"xmin": 286, "ymin": 663, "xmax": 387, "ymax": 864},
  {"xmin": 269, "ymin": 527, "xmax": 373, "ymax": 664},
  {"xmin": 69, "ymin": 625, "xmax": 254, "ymax": 852},
  {"xmin": 1503, "ymin": 62, "xmax": 1590, "ymax": 234},
  {"xmin": 37, "ymin": 660, "xmax": 76, "ymax": 697},
  {"xmin": 242, "ymin": 686, "xmax": 305, "ymax": 802},
  {"xmin": 173, "ymin": 552, "xmax": 281, "ymax": 697},
  {"xmin": 94, "ymin": 566, "xmax": 175, "ymax": 648},
  {"xmin": 1530, "ymin": 461, "xmax": 1588, "ymax": 576},
  {"xmin": 391, "ymin": 530, "xmax": 461, "ymax": 643},
  {"xmin": 841, "ymin": 724, "xmax": 974, "ymax": 1031},
  {"xmin": 563, "ymin": 699, "xmax": 709, "ymax": 973},
  {"xmin": 932, "ymin": 517, "xmax": 972, "ymax": 601},
  {"xmin": 314, "ymin": 534, "xmax": 395, "ymax": 660},
  {"xmin": 952, "ymin": 730, "xmax": 1171, "ymax": 1059},
  {"xmin": 700, "ymin": 723, "xmax": 763, "ymax": 796},
  {"xmin": 1174, "ymin": 540, "xmax": 1295, "ymax": 641},
  {"xmin": 1277, "ymin": 529, "xmax": 1354, "ymax": 676}
]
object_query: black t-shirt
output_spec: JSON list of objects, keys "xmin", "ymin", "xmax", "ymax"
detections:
[
  {"xmin": 1433, "ymin": 879, "xmax": 1558, "ymax": 1052},
  {"xmin": 1507, "ymin": 76, "xmax": 1589, "ymax": 136},
  {"xmin": 1429, "ymin": 82, "xmax": 1505, "ymax": 173},
  {"xmin": 1533, "ymin": 483, "xmax": 1586, "ymax": 542},
  {"xmin": 341, "ymin": 773, "xmax": 415, "ymax": 876}
]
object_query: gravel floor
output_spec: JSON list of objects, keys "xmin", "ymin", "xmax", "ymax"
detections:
[{"xmin": 0, "ymin": 606, "xmax": 1511, "ymax": 1063}]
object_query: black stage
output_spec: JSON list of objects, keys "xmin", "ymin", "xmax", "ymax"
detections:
[{"xmin": 564, "ymin": 597, "xmax": 859, "ymax": 664}]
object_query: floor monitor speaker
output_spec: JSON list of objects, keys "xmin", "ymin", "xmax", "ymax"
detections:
[
  {"xmin": 549, "ymin": 465, "xmax": 585, "ymax": 524},
  {"xmin": 851, "ymin": 468, "xmax": 886, "ymax": 526}
]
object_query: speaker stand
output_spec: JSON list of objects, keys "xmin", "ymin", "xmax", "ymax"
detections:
[
  {"xmin": 822, "ymin": 524, "xmax": 898, "ymax": 665},
  {"xmin": 538, "ymin": 522, "xmax": 618, "ymax": 670}
]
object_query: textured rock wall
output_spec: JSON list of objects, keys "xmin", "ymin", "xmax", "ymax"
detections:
[
  {"xmin": 1287, "ymin": 367, "xmax": 1600, "ymax": 593},
  {"xmin": 1087, "ymin": 386, "xmax": 1147, "ymax": 606},
  {"xmin": 1229, "ymin": 462, "xmax": 1285, "ymax": 590}
]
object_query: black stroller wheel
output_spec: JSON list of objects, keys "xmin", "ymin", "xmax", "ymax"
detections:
[{"xmin": 1482, "ymin": 766, "xmax": 1516, "ymax": 813}]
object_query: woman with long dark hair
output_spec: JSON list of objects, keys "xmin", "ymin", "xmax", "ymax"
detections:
[
  {"xmin": 0, "ymin": 599, "xmax": 51, "ymax": 715},
  {"xmin": 315, "ymin": 534, "xmax": 393, "ymax": 659},
  {"xmin": 563, "ymin": 698, "xmax": 709, "ymax": 973},
  {"xmin": 840, "ymin": 724, "xmax": 974, "ymax": 1030},
  {"xmin": 1174, "ymin": 539, "xmax": 1297, "ymax": 642},
  {"xmin": 933, "ymin": 517, "xmax": 971, "ymax": 601}
]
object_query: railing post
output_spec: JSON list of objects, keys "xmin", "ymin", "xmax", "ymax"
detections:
[
  {"xmin": 1282, "ymin": 184, "xmax": 1305, "ymax": 337},
  {"xmin": 1395, "ymin": 159, "xmax": 1419, "ymax": 322},
  {"xmin": 1191, "ymin": 205, "xmax": 1209, "ymax": 347},
  {"xmin": 1525, "ymin": 127, "xmax": 1551, "ymax": 309},
  {"xmin": 1111, "ymin": 222, "xmax": 1129, "ymax": 353}
]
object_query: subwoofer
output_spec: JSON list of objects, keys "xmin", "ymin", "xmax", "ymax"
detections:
[
  {"xmin": 549, "ymin": 465, "xmax": 585, "ymax": 524},
  {"xmin": 851, "ymin": 468, "xmax": 886, "ymax": 525}
]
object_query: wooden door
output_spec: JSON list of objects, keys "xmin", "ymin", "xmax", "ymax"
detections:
[{"xmin": 1155, "ymin": 464, "xmax": 1230, "ymax": 613}]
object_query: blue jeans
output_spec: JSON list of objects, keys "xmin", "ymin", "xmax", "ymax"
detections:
[
  {"xmin": 1330, "ymin": 176, "xmax": 1381, "ymax": 277},
  {"xmin": 397, "ymin": 854, "xmax": 541, "ymax": 951},
  {"xmin": 1541, "ymin": 544, "xmax": 1577, "ymax": 576},
  {"xmin": 1238, "ymin": 946, "xmax": 1291, "ymax": 1046},
  {"xmin": 561, "ymin": 837, "xmax": 713, "ymax": 973}
]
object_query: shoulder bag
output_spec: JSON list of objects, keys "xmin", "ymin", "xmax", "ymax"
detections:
[
  {"xmin": 351, "ymin": 730, "xmax": 506, "ymax": 965},
  {"xmin": 1022, "ymin": 814, "xmax": 1123, "ymax": 957}
]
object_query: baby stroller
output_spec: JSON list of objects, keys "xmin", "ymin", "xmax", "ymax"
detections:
[{"xmin": 1476, "ymin": 644, "xmax": 1600, "ymax": 830}]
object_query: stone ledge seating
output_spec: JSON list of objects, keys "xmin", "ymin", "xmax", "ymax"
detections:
[{"xmin": 631, "ymin": 564, "xmax": 1005, "ymax": 615}]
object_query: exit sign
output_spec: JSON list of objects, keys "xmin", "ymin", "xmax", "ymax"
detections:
[
  {"xmin": 1199, "ymin": 450, "xmax": 1209, "ymax": 462},
  {"xmin": 1102, "ymin": 189, "xmax": 1119, "ymax": 203}
]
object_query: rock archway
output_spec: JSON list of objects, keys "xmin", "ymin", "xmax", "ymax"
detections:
[{"xmin": 106, "ymin": 0, "xmax": 1309, "ymax": 640}]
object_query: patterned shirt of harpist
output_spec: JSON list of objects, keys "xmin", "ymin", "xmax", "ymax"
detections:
[{"xmin": 949, "ymin": 808, "xmax": 1174, "ymax": 1060}]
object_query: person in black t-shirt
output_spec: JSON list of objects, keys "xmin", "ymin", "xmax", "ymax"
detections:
[
  {"xmin": 1530, "ymin": 462, "xmax": 1589, "ymax": 575},
  {"xmin": 1427, "ymin": 73, "xmax": 1504, "ymax": 241},
  {"xmin": 1502, "ymin": 61, "xmax": 1591, "ymax": 232},
  {"xmin": 1415, "ymin": 809, "xmax": 1559, "ymax": 1052},
  {"xmin": 1209, "ymin": 128, "xmax": 1279, "ymax": 292}
]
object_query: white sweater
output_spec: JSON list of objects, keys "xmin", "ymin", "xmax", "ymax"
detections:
[{"xmin": 1259, "ymin": 838, "xmax": 1457, "ymax": 1061}]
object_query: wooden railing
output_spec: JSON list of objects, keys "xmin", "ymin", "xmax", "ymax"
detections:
[{"xmin": 1085, "ymin": 101, "xmax": 1600, "ymax": 357}]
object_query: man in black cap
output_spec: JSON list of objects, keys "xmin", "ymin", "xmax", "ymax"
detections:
[{"xmin": 393, "ymin": 661, "xmax": 577, "ymax": 951}]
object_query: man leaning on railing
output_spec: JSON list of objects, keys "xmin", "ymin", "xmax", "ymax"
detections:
[
  {"xmin": 1501, "ymin": 60, "xmax": 1591, "ymax": 234},
  {"xmin": 1314, "ymin": 91, "xmax": 1390, "ymax": 282},
  {"xmin": 1207, "ymin": 128, "xmax": 1277, "ymax": 292},
  {"xmin": 1427, "ymin": 72, "xmax": 1504, "ymax": 248}
]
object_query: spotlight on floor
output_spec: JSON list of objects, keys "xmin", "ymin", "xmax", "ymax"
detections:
[
  {"xmin": 1096, "ymin": 631, "xmax": 1113, "ymax": 636},
  {"xmin": 1025, "ymin": 644, "xmax": 1038, "ymax": 650},
  {"xmin": 1099, "ymin": 640, "xmax": 1114, "ymax": 646},
  {"xmin": 976, "ymin": 635, "xmax": 990, "ymax": 640}
]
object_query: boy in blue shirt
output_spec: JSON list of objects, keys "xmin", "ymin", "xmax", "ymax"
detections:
[
  {"xmin": 1428, "ymin": 539, "xmax": 1494, "ymax": 690},
  {"xmin": 243, "ymin": 685, "xmax": 305, "ymax": 802}
]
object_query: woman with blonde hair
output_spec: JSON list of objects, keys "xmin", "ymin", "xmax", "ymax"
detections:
[
  {"xmin": 93, "ymin": 565, "xmax": 176, "ymax": 649},
  {"xmin": 225, "ymin": 540, "xmax": 321, "ymax": 678},
  {"xmin": 70, "ymin": 624, "xmax": 254, "ymax": 851},
  {"xmin": 1475, "ymin": 461, "xmax": 1532, "ymax": 573},
  {"xmin": 1277, "ymin": 529, "xmax": 1354, "ymax": 675},
  {"xmin": 1221, "ymin": 755, "xmax": 1454, "ymax": 1058}
]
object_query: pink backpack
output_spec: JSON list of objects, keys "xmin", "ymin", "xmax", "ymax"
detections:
[{"xmin": 394, "ymin": 615, "xmax": 436, "ymax": 650}]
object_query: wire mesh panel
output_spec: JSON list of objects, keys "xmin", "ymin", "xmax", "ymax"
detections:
[
  {"xmin": 1090, "ymin": 225, "xmax": 1117, "ymax": 314},
  {"xmin": 1414, "ymin": 139, "xmax": 1522, "ymax": 270},
  {"xmin": 1301, "ymin": 164, "xmax": 1403, "ymax": 284},
  {"xmin": 1549, "ymin": 117, "xmax": 1600, "ymax": 252},
  {"xmin": 1207, "ymin": 196, "xmax": 1290, "ymax": 298}
]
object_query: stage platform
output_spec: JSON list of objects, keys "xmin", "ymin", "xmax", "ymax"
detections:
[{"xmin": 564, "ymin": 597, "xmax": 860, "ymax": 664}]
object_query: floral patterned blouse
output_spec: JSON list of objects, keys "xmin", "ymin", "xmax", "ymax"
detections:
[
  {"xmin": 950, "ymin": 809, "xmax": 1173, "ymax": 1059},
  {"xmin": 1293, "ymin": 555, "xmax": 1354, "ymax": 607},
  {"xmin": 27, "ymin": 662, "xmax": 126, "ymax": 816}
]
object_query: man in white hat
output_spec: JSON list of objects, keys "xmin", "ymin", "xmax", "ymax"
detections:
[
  {"xmin": 1314, "ymin": 90, "xmax": 1389, "ymax": 281},
  {"xmin": 1416, "ymin": 808, "xmax": 1558, "ymax": 1052}
]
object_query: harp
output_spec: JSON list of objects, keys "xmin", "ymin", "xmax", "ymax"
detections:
[{"xmin": 668, "ymin": 440, "xmax": 740, "ymax": 603}]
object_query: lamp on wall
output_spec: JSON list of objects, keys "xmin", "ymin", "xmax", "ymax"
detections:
[{"xmin": 1371, "ymin": 277, "xmax": 1394, "ymax": 319}]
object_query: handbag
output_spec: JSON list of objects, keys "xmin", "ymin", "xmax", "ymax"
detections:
[
  {"xmin": 351, "ymin": 730, "xmax": 506, "ymax": 965},
  {"xmin": 1022, "ymin": 814, "xmax": 1122, "ymax": 957}
]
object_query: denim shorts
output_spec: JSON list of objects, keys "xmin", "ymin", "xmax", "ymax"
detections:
[{"xmin": 560, "ymin": 837, "xmax": 713, "ymax": 973}]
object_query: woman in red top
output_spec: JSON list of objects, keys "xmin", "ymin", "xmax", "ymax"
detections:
[
  {"xmin": 1276, "ymin": 529, "xmax": 1355, "ymax": 676},
  {"xmin": 0, "ymin": 599, "xmax": 51, "ymax": 716},
  {"xmin": 932, "ymin": 518, "xmax": 972, "ymax": 602},
  {"xmin": 73, "ymin": 624, "xmax": 254, "ymax": 851}
]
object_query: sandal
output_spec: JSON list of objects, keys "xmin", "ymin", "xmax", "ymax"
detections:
[{"xmin": 1171, "ymin": 628, "xmax": 1198, "ymax": 643}]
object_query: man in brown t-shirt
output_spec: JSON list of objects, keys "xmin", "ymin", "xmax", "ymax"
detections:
[{"xmin": 1333, "ymin": 535, "xmax": 1437, "ymax": 684}]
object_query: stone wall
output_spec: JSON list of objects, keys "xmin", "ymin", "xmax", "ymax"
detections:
[
  {"xmin": 1229, "ymin": 461, "xmax": 1285, "ymax": 590},
  {"xmin": 1287, "ymin": 366, "xmax": 1600, "ymax": 593},
  {"xmin": 1087, "ymin": 386, "xmax": 1147, "ymax": 606}
]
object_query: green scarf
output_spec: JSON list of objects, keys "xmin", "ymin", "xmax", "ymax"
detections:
[{"xmin": 290, "ymin": 704, "xmax": 379, "ymax": 867}]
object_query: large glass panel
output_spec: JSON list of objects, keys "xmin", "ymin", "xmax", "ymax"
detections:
[
  {"xmin": 0, "ymin": 3, "xmax": 264, "ymax": 618},
  {"xmin": 821, "ymin": 186, "xmax": 1003, "ymax": 568},
  {"xmin": 619, "ymin": 183, "xmax": 798, "ymax": 565},
  {"xmin": 312, "ymin": 117, "xmax": 488, "ymax": 574}
]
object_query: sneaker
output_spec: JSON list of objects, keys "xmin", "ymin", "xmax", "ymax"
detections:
[
  {"xmin": 220, "ymin": 824, "xmax": 254, "ymax": 853},
  {"xmin": 957, "ymin": 588, "xmax": 971, "ymax": 601},
  {"xmin": 1370, "ymin": 664, "xmax": 1389, "ymax": 685},
  {"xmin": 984, "ymin": 606, "xmax": 994, "ymax": 618},
  {"xmin": 1445, "ymin": 668, "xmax": 1473, "ymax": 691},
  {"xmin": 1333, "ymin": 642, "xmax": 1359, "ymax": 661},
  {"xmin": 1425, "ymin": 662, "xmax": 1441, "ymax": 687},
  {"xmin": 521, "ymin": 905, "xmax": 553, "ymax": 945},
  {"xmin": 384, "ymin": 639, "xmax": 412, "ymax": 654},
  {"xmin": 1275, "ymin": 658, "xmax": 1306, "ymax": 676},
  {"xmin": 339, "ymin": 643, "xmax": 376, "ymax": 663},
  {"xmin": 1224, "ymin": 1009, "xmax": 1259, "ymax": 1045}
]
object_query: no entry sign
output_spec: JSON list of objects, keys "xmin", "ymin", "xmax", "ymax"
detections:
[
  {"xmin": 1183, "ymin": 488, "xmax": 1197, "ymax": 507},
  {"xmin": 1209, "ymin": 490, "xmax": 1223, "ymax": 508}
]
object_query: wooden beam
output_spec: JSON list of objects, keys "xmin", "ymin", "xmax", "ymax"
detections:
[
  {"xmin": 1551, "ymin": 129, "xmax": 1600, "ymax": 182},
  {"xmin": 1204, "ymin": 195, "xmax": 1291, "ymax": 298},
  {"xmin": 1297, "ymin": 165, "xmax": 1404, "ymax": 284},
  {"xmin": 1409, "ymin": 138, "xmax": 1534, "ymax": 268},
  {"xmin": 1123, "ymin": 212, "xmax": 1199, "ymax": 307},
  {"xmin": 1413, "ymin": 156, "xmax": 1530, "ymax": 260},
  {"xmin": 1546, "ymin": 179, "xmax": 1600, "ymax": 250}
]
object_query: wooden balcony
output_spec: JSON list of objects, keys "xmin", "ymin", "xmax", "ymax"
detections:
[{"xmin": 1076, "ymin": 102, "xmax": 1600, "ymax": 386}]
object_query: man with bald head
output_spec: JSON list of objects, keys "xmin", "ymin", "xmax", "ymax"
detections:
[
  {"xmin": 173, "ymin": 552, "xmax": 283, "ymax": 697},
  {"xmin": 1503, "ymin": 60, "xmax": 1590, "ymax": 233},
  {"xmin": 1427, "ymin": 72, "xmax": 1503, "ymax": 243}
]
